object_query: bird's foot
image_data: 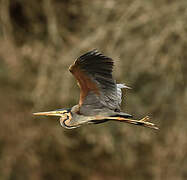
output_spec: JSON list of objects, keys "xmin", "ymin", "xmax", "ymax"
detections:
[
  {"xmin": 115, "ymin": 116, "xmax": 159, "ymax": 130},
  {"xmin": 133, "ymin": 116, "xmax": 159, "ymax": 130}
]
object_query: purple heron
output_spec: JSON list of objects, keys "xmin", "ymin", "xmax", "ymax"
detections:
[{"xmin": 34, "ymin": 50, "xmax": 158, "ymax": 130}]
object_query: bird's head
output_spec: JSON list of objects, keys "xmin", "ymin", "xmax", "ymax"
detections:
[{"xmin": 33, "ymin": 108, "xmax": 74, "ymax": 129}]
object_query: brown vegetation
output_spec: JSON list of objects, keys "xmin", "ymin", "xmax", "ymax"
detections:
[{"xmin": 0, "ymin": 0, "xmax": 187, "ymax": 179}]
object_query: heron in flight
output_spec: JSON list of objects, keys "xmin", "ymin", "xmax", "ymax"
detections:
[{"xmin": 34, "ymin": 50, "xmax": 158, "ymax": 130}]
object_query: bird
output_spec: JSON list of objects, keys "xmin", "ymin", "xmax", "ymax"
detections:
[{"xmin": 33, "ymin": 50, "xmax": 158, "ymax": 130}]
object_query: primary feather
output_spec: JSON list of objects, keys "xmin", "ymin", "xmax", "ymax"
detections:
[{"xmin": 69, "ymin": 50, "xmax": 129, "ymax": 115}]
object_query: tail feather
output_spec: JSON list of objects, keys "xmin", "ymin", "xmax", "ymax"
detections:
[{"xmin": 112, "ymin": 112, "xmax": 133, "ymax": 118}]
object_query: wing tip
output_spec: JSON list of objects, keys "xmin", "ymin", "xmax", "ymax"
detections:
[
  {"xmin": 117, "ymin": 83, "xmax": 132, "ymax": 89},
  {"xmin": 69, "ymin": 49, "xmax": 102, "ymax": 72},
  {"xmin": 78, "ymin": 49, "xmax": 113, "ymax": 62}
]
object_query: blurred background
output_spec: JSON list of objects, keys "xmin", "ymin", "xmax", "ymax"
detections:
[{"xmin": 0, "ymin": 0, "xmax": 187, "ymax": 179}]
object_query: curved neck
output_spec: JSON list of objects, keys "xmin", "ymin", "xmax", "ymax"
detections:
[{"xmin": 60, "ymin": 112, "xmax": 77, "ymax": 129}]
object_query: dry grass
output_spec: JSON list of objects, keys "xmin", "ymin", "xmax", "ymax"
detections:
[{"xmin": 0, "ymin": 0, "xmax": 187, "ymax": 179}]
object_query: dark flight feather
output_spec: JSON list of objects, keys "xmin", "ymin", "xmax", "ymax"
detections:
[{"xmin": 69, "ymin": 50, "xmax": 121, "ymax": 115}]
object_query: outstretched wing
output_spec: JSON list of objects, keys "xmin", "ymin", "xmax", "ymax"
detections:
[{"xmin": 69, "ymin": 50, "xmax": 121, "ymax": 115}]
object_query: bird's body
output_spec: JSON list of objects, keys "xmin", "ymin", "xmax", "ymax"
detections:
[{"xmin": 34, "ymin": 50, "xmax": 158, "ymax": 130}]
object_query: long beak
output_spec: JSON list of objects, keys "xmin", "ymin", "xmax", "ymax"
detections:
[{"xmin": 33, "ymin": 110, "xmax": 62, "ymax": 117}]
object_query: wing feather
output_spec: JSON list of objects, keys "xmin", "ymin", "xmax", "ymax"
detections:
[
  {"xmin": 69, "ymin": 50, "xmax": 121, "ymax": 114},
  {"xmin": 69, "ymin": 62, "xmax": 100, "ymax": 106}
]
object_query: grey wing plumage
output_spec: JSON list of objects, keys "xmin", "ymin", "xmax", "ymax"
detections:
[
  {"xmin": 116, "ymin": 83, "xmax": 131, "ymax": 106},
  {"xmin": 69, "ymin": 50, "xmax": 127, "ymax": 115}
]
